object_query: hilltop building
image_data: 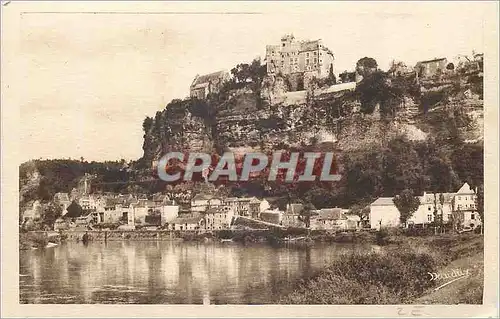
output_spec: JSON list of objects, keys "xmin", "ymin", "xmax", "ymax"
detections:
[
  {"xmin": 190, "ymin": 70, "xmax": 230, "ymax": 100},
  {"xmin": 265, "ymin": 34, "xmax": 335, "ymax": 79},
  {"xmin": 414, "ymin": 58, "xmax": 448, "ymax": 78}
]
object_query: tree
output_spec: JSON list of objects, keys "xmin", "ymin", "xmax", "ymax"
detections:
[
  {"xmin": 42, "ymin": 203, "xmax": 63, "ymax": 229},
  {"xmin": 325, "ymin": 64, "xmax": 336, "ymax": 86},
  {"xmin": 475, "ymin": 184, "xmax": 484, "ymax": 234},
  {"xmin": 439, "ymin": 193, "xmax": 445, "ymax": 233},
  {"xmin": 65, "ymin": 201, "xmax": 83, "ymax": 218},
  {"xmin": 432, "ymin": 193, "xmax": 443, "ymax": 234},
  {"xmin": 393, "ymin": 189, "xmax": 421, "ymax": 227},
  {"xmin": 300, "ymin": 202, "xmax": 316, "ymax": 228},
  {"xmin": 356, "ymin": 57, "xmax": 378, "ymax": 78}
]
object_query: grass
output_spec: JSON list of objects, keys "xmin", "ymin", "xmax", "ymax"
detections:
[{"xmin": 277, "ymin": 234, "xmax": 483, "ymax": 304}]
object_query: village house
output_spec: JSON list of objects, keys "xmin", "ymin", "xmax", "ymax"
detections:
[
  {"xmin": 260, "ymin": 208, "xmax": 283, "ymax": 225},
  {"xmin": 78, "ymin": 195, "xmax": 96, "ymax": 211},
  {"xmin": 191, "ymin": 194, "xmax": 222, "ymax": 212},
  {"xmin": 282, "ymin": 203, "xmax": 304, "ymax": 227},
  {"xmin": 165, "ymin": 214, "xmax": 204, "ymax": 231},
  {"xmin": 90, "ymin": 195, "xmax": 179, "ymax": 227},
  {"xmin": 204, "ymin": 206, "xmax": 235, "ymax": 230},
  {"xmin": 266, "ymin": 34, "xmax": 335, "ymax": 79},
  {"xmin": 189, "ymin": 70, "xmax": 230, "ymax": 100},
  {"xmin": 221, "ymin": 197, "xmax": 269, "ymax": 217},
  {"xmin": 414, "ymin": 57, "xmax": 448, "ymax": 78},
  {"xmin": 310, "ymin": 208, "xmax": 348, "ymax": 230},
  {"xmin": 370, "ymin": 197, "xmax": 401, "ymax": 230},
  {"xmin": 345, "ymin": 214, "xmax": 362, "ymax": 230},
  {"xmin": 452, "ymin": 183, "xmax": 480, "ymax": 228},
  {"xmin": 95, "ymin": 198, "xmax": 134, "ymax": 225},
  {"xmin": 130, "ymin": 199, "xmax": 156, "ymax": 225},
  {"xmin": 160, "ymin": 200, "xmax": 180, "ymax": 226},
  {"xmin": 369, "ymin": 183, "xmax": 481, "ymax": 230},
  {"xmin": 408, "ymin": 192, "xmax": 455, "ymax": 226}
]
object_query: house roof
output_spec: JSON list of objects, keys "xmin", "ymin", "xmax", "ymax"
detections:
[
  {"xmin": 346, "ymin": 214, "xmax": 361, "ymax": 221},
  {"xmin": 261, "ymin": 210, "xmax": 282, "ymax": 216},
  {"xmin": 249, "ymin": 197, "xmax": 261, "ymax": 204},
  {"xmin": 191, "ymin": 71, "xmax": 227, "ymax": 88},
  {"xmin": 421, "ymin": 192, "xmax": 455, "ymax": 204},
  {"xmin": 456, "ymin": 182, "xmax": 475, "ymax": 195},
  {"xmin": 169, "ymin": 213, "xmax": 204, "ymax": 225},
  {"xmin": 417, "ymin": 57, "xmax": 447, "ymax": 64},
  {"xmin": 152, "ymin": 194, "xmax": 167, "ymax": 202},
  {"xmin": 192, "ymin": 193, "xmax": 213, "ymax": 202},
  {"xmin": 371, "ymin": 197, "xmax": 395, "ymax": 206},
  {"xmin": 316, "ymin": 208, "xmax": 346, "ymax": 220},
  {"xmin": 135, "ymin": 200, "xmax": 155, "ymax": 208},
  {"xmin": 225, "ymin": 197, "xmax": 252, "ymax": 203}
]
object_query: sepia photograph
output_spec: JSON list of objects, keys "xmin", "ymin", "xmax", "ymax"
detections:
[{"xmin": 2, "ymin": 1, "xmax": 499, "ymax": 317}]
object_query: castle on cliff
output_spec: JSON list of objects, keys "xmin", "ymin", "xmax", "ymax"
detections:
[{"xmin": 265, "ymin": 34, "xmax": 335, "ymax": 79}]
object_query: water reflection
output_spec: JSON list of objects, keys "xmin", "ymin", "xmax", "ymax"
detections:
[{"xmin": 20, "ymin": 241, "xmax": 369, "ymax": 304}]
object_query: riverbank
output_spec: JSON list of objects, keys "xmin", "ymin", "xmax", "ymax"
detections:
[
  {"xmin": 276, "ymin": 233, "xmax": 483, "ymax": 304},
  {"xmin": 19, "ymin": 228, "xmax": 381, "ymax": 248}
]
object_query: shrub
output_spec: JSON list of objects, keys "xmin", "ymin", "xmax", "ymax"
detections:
[
  {"xmin": 280, "ymin": 249, "xmax": 437, "ymax": 304},
  {"xmin": 375, "ymin": 229, "xmax": 390, "ymax": 245}
]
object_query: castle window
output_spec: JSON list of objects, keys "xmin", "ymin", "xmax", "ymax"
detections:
[
  {"xmin": 306, "ymin": 52, "xmax": 309, "ymax": 57},
  {"xmin": 427, "ymin": 214, "xmax": 432, "ymax": 221},
  {"xmin": 282, "ymin": 43, "xmax": 285, "ymax": 47},
  {"xmin": 471, "ymin": 213, "xmax": 475, "ymax": 220}
]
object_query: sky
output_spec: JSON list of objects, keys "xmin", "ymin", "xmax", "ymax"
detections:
[{"xmin": 15, "ymin": 2, "xmax": 489, "ymax": 163}]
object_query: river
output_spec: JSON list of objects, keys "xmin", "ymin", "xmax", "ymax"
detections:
[{"xmin": 20, "ymin": 240, "xmax": 372, "ymax": 304}]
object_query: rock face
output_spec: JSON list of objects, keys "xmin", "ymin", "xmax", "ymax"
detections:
[{"xmin": 139, "ymin": 73, "xmax": 483, "ymax": 167}]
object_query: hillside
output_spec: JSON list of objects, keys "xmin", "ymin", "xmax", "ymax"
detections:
[{"xmin": 19, "ymin": 58, "xmax": 484, "ymax": 213}]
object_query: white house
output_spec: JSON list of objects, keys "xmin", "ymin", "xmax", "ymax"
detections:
[
  {"xmin": 370, "ymin": 197, "xmax": 401, "ymax": 230},
  {"xmin": 191, "ymin": 194, "xmax": 221, "ymax": 212},
  {"xmin": 408, "ymin": 192, "xmax": 454, "ymax": 225},
  {"xmin": 453, "ymin": 182, "xmax": 481, "ymax": 227},
  {"xmin": 160, "ymin": 200, "xmax": 180, "ymax": 225},
  {"xmin": 369, "ymin": 182, "xmax": 481, "ymax": 229}
]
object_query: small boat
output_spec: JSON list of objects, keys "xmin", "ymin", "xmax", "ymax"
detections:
[{"xmin": 220, "ymin": 238, "xmax": 233, "ymax": 243}]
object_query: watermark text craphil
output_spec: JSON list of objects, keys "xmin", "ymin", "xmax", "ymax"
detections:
[{"xmin": 155, "ymin": 151, "xmax": 341, "ymax": 183}]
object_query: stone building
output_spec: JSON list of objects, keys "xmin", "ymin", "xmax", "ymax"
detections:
[
  {"xmin": 414, "ymin": 58, "xmax": 448, "ymax": 78},
  {"xmin": 265, "ymin": 34, "xmax": 335, "ymax": 80},
  {"xmin": 190, "ymin": 70, "xmax": 230, "ymax": 99}
]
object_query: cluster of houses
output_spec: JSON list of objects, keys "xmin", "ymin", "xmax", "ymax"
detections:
[
  {"xmin": 21, "ymin": 179, "xmax": 480, "ymax": 232},
  {"xmin": 370, "ymin": 182, "xmax": 481, "ymax": 230}
]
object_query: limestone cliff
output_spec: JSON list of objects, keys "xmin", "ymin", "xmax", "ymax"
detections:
[{"xmin": 139, "ymin": 70, "xmax": 483, "ymax": 170}]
